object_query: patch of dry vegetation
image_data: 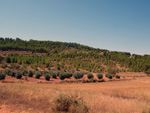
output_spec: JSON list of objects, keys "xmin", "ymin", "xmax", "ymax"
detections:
[{"xmin": 1, "ymin": 77, "xmax": 150, "ymax": 113}]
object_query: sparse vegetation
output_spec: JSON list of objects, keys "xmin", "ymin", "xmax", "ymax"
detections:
[{"xmin": 52, "ymin": 94, "xmax": 88, "ymax": 113}]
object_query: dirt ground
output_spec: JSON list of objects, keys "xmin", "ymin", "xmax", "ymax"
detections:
[{"xmin": 0, "ymin": 72, "xmax": 150, "ymax": 113}]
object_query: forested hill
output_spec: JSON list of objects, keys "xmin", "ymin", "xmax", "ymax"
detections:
[
  {"xmin": 0, "ymin": 37, "xmax": 150, "ymax": 73},
  {"xmin": 0, "ymin": 37, "xmax": 107, "ymax": 53}
]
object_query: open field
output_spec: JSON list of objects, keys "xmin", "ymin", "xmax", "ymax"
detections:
[{"xmin": 1, "ymin": 74, "xmax": 150, "ymax": 113}]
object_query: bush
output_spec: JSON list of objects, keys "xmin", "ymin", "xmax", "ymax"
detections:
[
  {"xmin": 116, "ymin": 75, "xmax": 120, "ymax": 79},
  {"xmin": 56, "ymin": 71, "xmax": 61, "ymax": 77},
  {"xmin": 15, "ymin": 71, "xmax": 22, "ymax": 79},
  {"xmin": 4, "ymin": 69, "xmax": 11, "ymax": 75},
  {"xmin": 73, "ymin": 72, "xmax": 84, "ymax": 79},
  {"xmin": 59, "ymin": 72, "xmax": 66, "ymax": 80},
  {"xmin": 28, "ymin": 70, "xmax": 33, "ymax": 77},
  {"xmin": 9, "ymin": 70, "xmax": 16, "ymax": 77},
  {"xmin": 51, "ymin": 71, "xmax": 57, "ymax": 79},
  {"xmin": 45, "ymin": 74, "xmax": 50, "ymax": 81},
  {"xmin": 52, "ymin": 94, "xmax": 88, "ymax": 113},
  {"xmin": 35, "ymin": 71, "xmax": 42, "ymax": 79},
  {"xmin": 105, "ymin": 73, "xmax": 112, "ymax": 79},
  {"xmin": 66, "ymin": 72, "xmax": 72, "ymax": 78},
  {"xmin": 87, "ymin": 73, "xmax": 93, "ymax": 79},
  {"xmin": 97, "ymin": 73, "xmax": 103, "ymax": 79},
  {"xmin": 0, "ymin": 72, "xmax": 6, "ymax": 80},
  {"xmin": 22, "ymin": 70, "xmax": 28, "ymax": 76}
]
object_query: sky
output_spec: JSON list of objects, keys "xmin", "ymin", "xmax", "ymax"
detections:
[{"xmin": 0, "ymin": 0, "xmax": 150, "ymax": 55}]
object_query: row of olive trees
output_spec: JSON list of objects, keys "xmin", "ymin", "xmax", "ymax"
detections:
[{"xmin": 0, "ymin": 69, "xmax": 121, "ymax": 81}]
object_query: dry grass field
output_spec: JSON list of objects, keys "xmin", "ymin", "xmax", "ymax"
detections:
[{"xmin": 0, "ymin": 73, "xmax": 150, "ymax": 113}]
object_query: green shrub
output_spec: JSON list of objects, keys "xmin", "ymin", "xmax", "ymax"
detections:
[
  {"xmin": 28, "ymin": 70, "xmax": 33, "ymax": 77},
  {"xmin": 97, "ymin": 73, "xmax": 103, "ymax": 79},
  {"xmin": 66, "ymin": 72, "xmax": 72, "ymax": 78},
  {"xmin": 9, "ymin": 70, "xmax": 16, "ymax": 77},
  {"xmin": 4, "ymin": 69, "xmax": 11, "ymax": 75},
  {"xmin": 108, "ymin": 75, "xmax": 112, "ymax": 79},
  {"xmin": 15, "ymin": 71, "xmax": 22, "ymax": 79},
  {"xmin": 59, "ymin": 72, "xmax": 66, "ymax": 80},
  {"xmin": 22, "ymin": 69, "xmax": 28, "ymax": 76},
  {"xmin": 87, "ymin": 73, "xmax": 93, "ymax": 79},
  {"xmin": 105, "ymin": 73, "xmax": 112, "ymax": 79},
  {"xmin": 0, "ymin": 72, "xmax": 6, "ymax": 80},
  {"xmin": 45, "ymin": 74, "xmax": 50, "ymax": 81},
  {"xmin": 51, "ymin": 72, "xmax": 57, "ymax": 79},
  {"xmin": 35, "ymin": 71, "xmax": 42, "ymax": 79},
  {"xmin": 56, "ymin": 71, "xmax": 61, "ymax": 77},
  {"xmin": 43, "ymin": 70, "xmax": 48, "ymax": 74},
  {"xmin": 116, "ymin": 75, "xmax": 120, "ymax": 79},
  {"xmin": 52, "ymin": 94, "xmax": 88, "ymax": 113},
  {"xmin": 73, "ymin": 72, "xmax": 84, "ymax": 79}
]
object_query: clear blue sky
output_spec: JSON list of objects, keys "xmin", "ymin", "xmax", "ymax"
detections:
[{"xmin": 0, "ymin": 0, "xmax": 150, "ymax": 55}]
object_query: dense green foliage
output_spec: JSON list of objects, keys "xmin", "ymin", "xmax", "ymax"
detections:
[
  {"xmin": 0, "ymin": 37, "xmax": 105, "ymax": 53},
  {"xmin": 87, "ymin": 73, "xmax": 94, "ymax": 79},
  {"xmin": 59, "ymin": 72, "xmax": 66, "ymax": 80},
  {"xmin": 15, "ymin": 71, "xmax": 22, "ymax": 79},
  {"xmin": 50, "ymin": 71, "xmax": 57, "ymax": 79},
  {"xmin": 45, "ymin": 74, "xmax": 50, "ymax": 81},
  {"xmin": 66, "ymin": 72, "xmax": 72, "ymax": 78},
  {"xmin": 73, "ymin": 72, "xmax": 84, "ymax": 79},
  {"xmin": 0, "ymin": 72, "xmax": 6, "ymax": 80},
  {"xmin": 97, "ymin": 73, "xmax": 103, "ymax": 79},
  {"xmin": 105, "ymin": 73, "xmax": 113, "ymax": 79},
  {"xmin": 0, "ymin": 37, "xmax": 150, "ymax": 73},
  {"xmin": 35, "ymin": 71, "xmax": 42, "ymax": 79},
  {"xmin": 28, "ymin": 70, "xmax": 33, "ymax": 77}
]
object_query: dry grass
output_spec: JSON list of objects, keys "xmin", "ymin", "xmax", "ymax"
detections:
[{"xmin": 1, "ymin": 77, "xmax": 150, "ymax": 113}]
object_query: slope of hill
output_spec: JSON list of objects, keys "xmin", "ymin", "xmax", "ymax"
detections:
[{"xmin": 0, "ymin": 37, "xmax": 150, "ymax": 73}]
